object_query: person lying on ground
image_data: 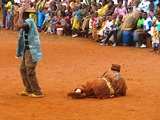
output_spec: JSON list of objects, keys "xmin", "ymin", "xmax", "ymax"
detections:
[{"xmin": 68, "ymin": 64, "xmax": 127, "ymax": 99}]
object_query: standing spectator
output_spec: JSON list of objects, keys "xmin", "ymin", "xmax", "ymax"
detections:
[
  {"xmin": 71, "ymin": 6, "xmax": 84, "ymax": 37},
  {"xmin": 1, "ymin": 0, "xmax": 7, "ymax": 28},
  {"xmin": 150, "ymin": 22, "xmax": 160, "ymax": 53},
  {"xmin": 157, "ymin": 3, "xmax": 160, "ymax": 17},
  {"xmin": 156, "ymin": 17, "xmax": 160, "ymax": 32},
  {"xmin": 5, "ymin": 0, "xmax": 13, "ymax": 29},
  {"xmin": 36, "ymin": 0, "xmax": 46, "ymax": 31},
  {"xmin": 91, "ymin": 12, "xmax": 99, "ymax": 41},
  {"xmin": 97, "ymin": 0, "xmax": 109, "ymax": 17},
  {"xmin": 114, "ymin": 1, "xmax": 127, "ymax": 17},
  {"xmin": 13, "ymin": 3, "xmax": 20, "ymax": 30}
]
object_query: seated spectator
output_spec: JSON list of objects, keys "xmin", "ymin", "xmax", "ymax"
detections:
[
  {"xmin": 97, "ymin": 16, "xmax": 108, "ymax": 40},
  {"xmin": 100, "ymin": 15, "xmax": 118, "ymax": 46},
  {"xmin": 81, "ymin": 16, "xmax": 90, "ymax": 37},
  {"xmin": 137, "ymin": 12, "xmax": 145, "ymax": 28},
  {"xmin": 133, "ymin": 25, "xmax": 146, "ymax": 47},
  {"xmin": 114, "ymin": 1, "xmax": 127, "ymax": 17},
  {"xmin": 121, "ymin": 10, "xmax": 140, "ymax": 46},
  {"xmin": 46, "ymin": 13, "xmax": 58, "ymax": 34},
  {"xmin": 115, "ymin": 15, "xmax": 123, "ymax": 45},
  {"xmin": 64, "ymin": 14, "xmax": 72, "ymax": 35}
]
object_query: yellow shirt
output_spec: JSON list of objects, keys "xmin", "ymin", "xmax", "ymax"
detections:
[
  {"xmin": 5, "ymin": 1, "xmax": 12, "ymax": 12},
  {"xmin": 98, "ymin": 4, "xmax": 109, "ymax": 17}
]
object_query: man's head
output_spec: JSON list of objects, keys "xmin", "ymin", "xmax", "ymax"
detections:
[
  {"xmin": 118, "ymin": 1, "xmax": 123, "ymax": 7},
  {"xmin": 22, "ymin": 12, "xmax": 30, "ymax": 20},
  {"xmin": 143, "ymin": 12, "xmax": 147, "ymax": 19},
  {"xmin": 22, "ymin": 8, "xmax": 36, "ymax": 20},
  {"xmin": 6, "ymin": 0, "xmax": 10, "ymax": 3}
]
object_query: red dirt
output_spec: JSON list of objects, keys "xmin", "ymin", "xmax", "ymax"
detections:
[{"xmin": 0, "ymin": 30, "xmax": 160, "ymax": 120}]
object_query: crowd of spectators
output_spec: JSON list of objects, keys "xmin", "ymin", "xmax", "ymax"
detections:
[{"xmin": 1, "ymin": 0, "xmax": 160, "ymax": 52}]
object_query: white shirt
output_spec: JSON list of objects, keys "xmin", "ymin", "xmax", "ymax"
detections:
[
  {"xmin": 144, "ymin": 17, "xmax": 152, "ymax": 31},
  {"xmin": 138, "ymin": 0, "xmax": 150, "ymax": 13},
  {"xmin": 14, "ymin": 0, "xmax": 21, "ymax": 4}
]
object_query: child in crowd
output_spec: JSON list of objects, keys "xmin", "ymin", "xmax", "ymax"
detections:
[
  {"xmin": 91, "ymin": 12, "xmax": 99, "ymax": 41},
  {"xmin": 59, "ymin": 14, "xmax": 67, "ymax": 35},
  {"xmin": 81, "ymin": 16, "xmax": 90, "ymax": 37},
  {"xmin": 100, "ymin": 15, "xmax": 118, "ymax": 46},
  {"xmin": 150, "ymin": 22, "xmax": 160, "ymax": 53},
  {"xmin": 45, "ymin": 13, "xmax": 57, "ymax": 34}
]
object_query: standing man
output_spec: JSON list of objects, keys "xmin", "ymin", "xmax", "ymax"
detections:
[
  {"xmin": 1, "ymin": 0, "xmax": 7, "ymax": 28},
  {"xmin": 5, "ymin": 0, "xmax": 13, "ymax": 29},
  {"xmin": 16, "ymin": 8, "xmax": 43, "ymax": 98}
]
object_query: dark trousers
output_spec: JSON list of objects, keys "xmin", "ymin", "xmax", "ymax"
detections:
[
  {"xmin": 103, "ymin": 30, "xmax": 117, "ymax": 44},
  {"xmin": 2, "ymin": 6, "xmax": 6, "ymax": 28},
  {"xmin": 133, "ymin": 30, "xmax": 146, "ymax": 46},
  {"xmin": 20, "ymin": 49, "xmax": 42, "ymax": 95}
]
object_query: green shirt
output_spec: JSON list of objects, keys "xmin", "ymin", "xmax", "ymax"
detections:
[
  {"xmin": 156, "ymin": 21, "xmax": 160, "ymax": 31},
  {"xmin": 137, "ymin": 18, "xmax": 145, "ymax": 28}
]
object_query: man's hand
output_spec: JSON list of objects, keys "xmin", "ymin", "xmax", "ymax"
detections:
[{"xmin": 15, "ymin": 56, "xmax": 22, "ymax": 60}]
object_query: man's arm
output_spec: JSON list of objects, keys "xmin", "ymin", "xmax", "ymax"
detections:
[
  {"xmin": 16, "ymin": 7, "xmax": 28, "ymax": 30},
  {"xmin": 17, "ymin": 23, "xmax": 29, "ymax": 31}
]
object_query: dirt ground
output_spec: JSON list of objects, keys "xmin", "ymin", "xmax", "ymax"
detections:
[{"xmin": 0, "ymin": 30, "xmax": 160, "ymax": 120}]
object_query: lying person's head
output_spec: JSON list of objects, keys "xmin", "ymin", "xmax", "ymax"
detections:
[{"xmin": 111, "ymin": 64, "xmax": 121, "ymax": 72}]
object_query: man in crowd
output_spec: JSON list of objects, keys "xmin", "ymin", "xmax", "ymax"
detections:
[{"xmin": 1, "ymin": 0, "xmax": 7, "ymax": 28}]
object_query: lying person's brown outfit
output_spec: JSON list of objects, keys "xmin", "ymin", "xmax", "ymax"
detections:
[{"xmin": 68, "ymin": 64, "xmax": 127, "ymax": 99}]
